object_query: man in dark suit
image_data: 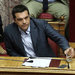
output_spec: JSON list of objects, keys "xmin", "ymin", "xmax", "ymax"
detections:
[{"xmin": 4, "ymin": 5, "xmax": 75, "ymax": 57}]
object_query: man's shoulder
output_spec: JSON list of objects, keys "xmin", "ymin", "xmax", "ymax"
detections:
[
  {"xmin": 30, "ymin": 17, "xmax": 49, "ymax": 29},
  {"xmin": 4, "ymin": 22, "xmax": 16, "ymax": 32}
]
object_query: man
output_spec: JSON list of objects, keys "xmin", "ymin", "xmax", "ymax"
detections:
[{"xmin": 4, "ymin": 5, "xmax": 74, "ymax": 57}]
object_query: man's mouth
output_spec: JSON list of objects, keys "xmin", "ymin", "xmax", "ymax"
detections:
[{"xmin": 22, "ymin": 24, "xmax": 28, "ymax": 27}]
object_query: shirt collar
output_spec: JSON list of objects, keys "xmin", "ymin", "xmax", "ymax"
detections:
[
  {"xmin": 26, "ymin": 25, "xmax": 30, "ymax": 34},
  {"xmin": 19, "ymin": 25, "xmax": 30, "ymax": 34}
]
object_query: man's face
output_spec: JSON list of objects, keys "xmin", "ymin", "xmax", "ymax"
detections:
[{"xmin": 14, "ymin": 10, "xmax": 30, "ymax": 31}]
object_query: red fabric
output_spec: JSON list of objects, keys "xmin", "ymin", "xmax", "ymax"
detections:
[
  {"xmin": 0, "ymin": 42, "xmax": 6, "ymax": 50},
  {"xmin": 38, "ymin": 13, "xmax": 54, "ymax": 19},
  {"xmin": 48, "ymin": 38, "xmax": 58, "ymax": 56},
  {"xmin": 0, "ymin": 42, "xmax": 8, "ymax": 56},
  {"xmin": 0, "ymin": 54, "xmax": 8, "ymax": 56},
  {"xmin": 69, "ymin": 0, "xmax": 75, "ymax": 42}
]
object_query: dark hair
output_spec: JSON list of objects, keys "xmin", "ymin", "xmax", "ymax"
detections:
[{"xmin": 12, "ymin": 5, "xmax": 29, "ymax": 19}]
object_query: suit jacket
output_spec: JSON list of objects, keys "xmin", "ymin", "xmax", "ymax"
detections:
[{"xmin": 4, "ymin": 18, "xmax": 70, "ymax": 57}]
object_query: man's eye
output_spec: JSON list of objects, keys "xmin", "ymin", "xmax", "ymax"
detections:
[
  {"xmin": 25, "ymin": 16, "xmax": 29, "ymax": 19},
  {"xmin": 17, "ymin": 19, "xmax": 23, "ymax": 21}
]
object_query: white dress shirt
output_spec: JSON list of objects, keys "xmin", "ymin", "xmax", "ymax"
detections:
[{"xmin": 19, "ymin": 26, "xmax": 36, "ymax": 57}]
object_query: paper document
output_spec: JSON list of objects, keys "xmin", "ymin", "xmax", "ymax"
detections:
[{"xmin": 22, "ymin": 57, "xmax": 52, "ymax": 67}]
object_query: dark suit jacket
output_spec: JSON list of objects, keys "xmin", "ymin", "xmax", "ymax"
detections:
[{"xmin": 4, "ymin": 18, "xmax": 70, "ymax": 57}]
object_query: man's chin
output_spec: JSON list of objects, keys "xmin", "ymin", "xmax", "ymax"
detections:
[
  {"xmin": 22, "ymin": 28, "xmax": 27, "ymax": 32},
  {"xmin": 21, "ymin": 26, "xmax": 28, "ymax": 31}
]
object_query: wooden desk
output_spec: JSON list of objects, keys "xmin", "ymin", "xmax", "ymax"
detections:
[
  {"xmin": 0, "ymin": 56, "xmax": 75, "ymax": 75},
  {"xmin": 69, "ymin": 42, "xmax": 75, "ymax": 48},
  {"xmin": 48, "ymin": 21, "xmax": 65, "ymax": 36}
]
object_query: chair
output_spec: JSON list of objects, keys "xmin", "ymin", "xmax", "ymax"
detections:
[
  {"xmin": 38, "ymin": 13, "xmax": 54, "ymax": 21},
  {"xmin": 48, "ymin": 38, "xmax": 58, "ymax": 56}
]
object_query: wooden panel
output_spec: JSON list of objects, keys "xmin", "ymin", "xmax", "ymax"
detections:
[
  {"xmin": 69, "ymin": 42, "xmax": 75, "ymax": 48},
  {"xmin": 48, "ymin": 21, "xmax": 65, "ymax": 36}
]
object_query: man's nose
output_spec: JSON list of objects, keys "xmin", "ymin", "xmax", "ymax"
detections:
[{"xmin": 23, "ymin": 19, "xmax": 26, "ymax": 23}]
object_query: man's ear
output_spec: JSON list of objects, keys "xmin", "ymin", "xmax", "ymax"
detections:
[{"xmin": 14, "ymin": 18, "xmax": 16, "ymax": 23}]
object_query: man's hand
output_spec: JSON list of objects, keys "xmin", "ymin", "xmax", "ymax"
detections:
[{"xmin": 64, "ymin": 47, "xmax": 75, "ymax": 58}]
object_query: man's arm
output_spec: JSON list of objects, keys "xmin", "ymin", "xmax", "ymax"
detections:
[
  {"xmin": 42, "ymin": 20, "xmax": 75, "ymax": 57},
  {"xmin": 4, "ymin": 29, "xmax": 22, "ymax": 56}
]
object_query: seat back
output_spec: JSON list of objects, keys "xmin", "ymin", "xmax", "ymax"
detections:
[
  {"xmin": 48, "ymin": 38, "xmax": 58, "ymax": 56},
  {"xmin": 38, "ymin": 13, "xmax": 54, "ymax": 21}
]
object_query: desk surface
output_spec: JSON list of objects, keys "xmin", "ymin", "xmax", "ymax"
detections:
[{"xmin": 0, "ymin": 56, "xmax": 75, "ymax": 75}]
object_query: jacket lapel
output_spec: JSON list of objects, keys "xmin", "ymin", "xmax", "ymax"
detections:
[
  {"xmin": 14, "ymin": 24, "xmax": 26, "ymax": 55},
  {"xmin": 30, "ymin": 19, "xmax": 38, "ymax": 49}
]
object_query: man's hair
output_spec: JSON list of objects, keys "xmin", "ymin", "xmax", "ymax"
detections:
[{"xmin": 12, "ymin": 5, "xmax": 29, "ymax": 19}]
